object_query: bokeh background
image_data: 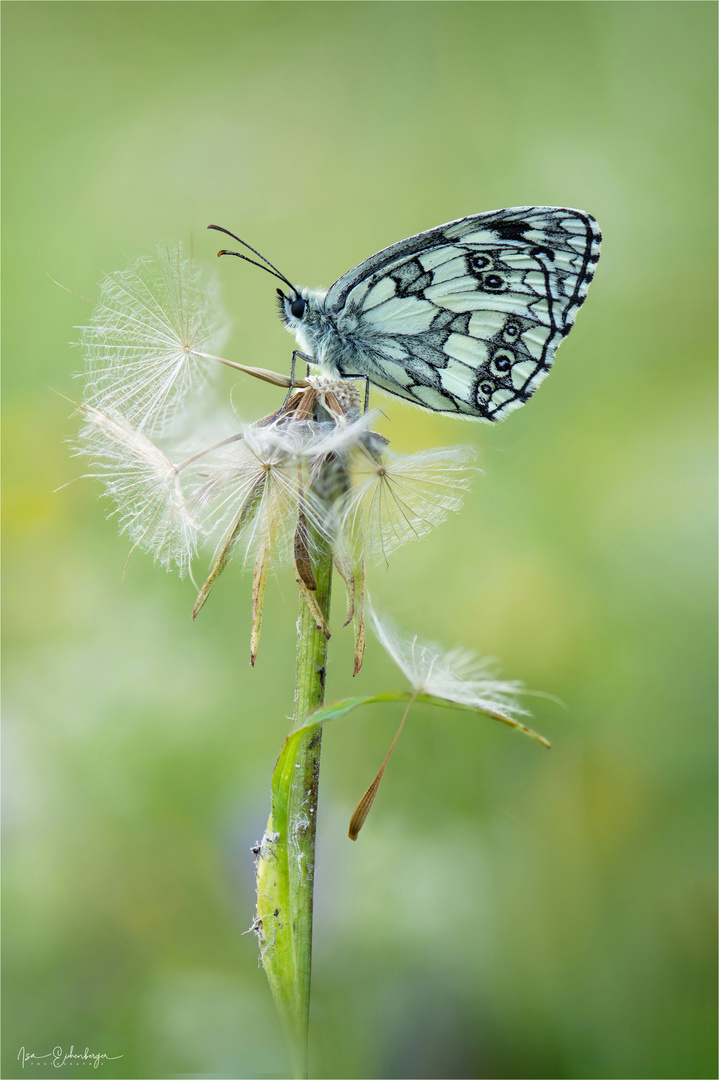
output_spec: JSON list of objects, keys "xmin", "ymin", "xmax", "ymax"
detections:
[{"xmin": 3, "ymin": 3, "xmax": 716, "ymax": 1078}]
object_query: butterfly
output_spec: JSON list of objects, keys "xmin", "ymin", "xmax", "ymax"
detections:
[{"xmin": 209, "ymin": 206, "xmax": 601, "ymax": 422}]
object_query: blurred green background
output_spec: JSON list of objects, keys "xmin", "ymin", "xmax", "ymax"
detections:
[{"xmin": 3, "ymin": 3, "xmax": 716, "ymax": 1078}]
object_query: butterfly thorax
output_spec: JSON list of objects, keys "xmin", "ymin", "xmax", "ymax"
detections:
[{"xmin": 282, "ymin": 287, "xmax": 391, "ymax": 378}]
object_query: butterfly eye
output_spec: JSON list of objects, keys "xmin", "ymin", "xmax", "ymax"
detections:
[
  {"xmin": 290, "ymin": 297, "xmax": 307, "ymax": 319},
  {"xmin": 482, "ymin": 274, "xmax": 505, "ymax": 292},
  {"xmin": 479, "ymin": 380, "xmax": 495, "ymax": 396},
  {"xmin": 504, "ymin": 322, "xmax": 519, "ymax": 339},
  {"xmin": 471, "ymin": 254, "xmax": 491, "ymax": 271}
]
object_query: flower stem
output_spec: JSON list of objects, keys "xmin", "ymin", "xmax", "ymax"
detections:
[
  {"xmin": 288, "ymin": 537, "xmax": 333, "ymax": 1076},
  {"xmin": 255, "ymin": 519, "xmax": 333, "ymax": 1080}
]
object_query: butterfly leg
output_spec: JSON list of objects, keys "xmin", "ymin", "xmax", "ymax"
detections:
[{"xmin": 282, "ymin": 350, "xmax": 314, "ymax": 407}]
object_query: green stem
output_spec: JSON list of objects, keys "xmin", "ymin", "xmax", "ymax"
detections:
[
  {"xmin": 255, "ymin": 528, "xmax": 333, "ymax": 1080},
  {"xmin": 288, "ymin": 541, "xmax": 333, "ymax": 1076}
]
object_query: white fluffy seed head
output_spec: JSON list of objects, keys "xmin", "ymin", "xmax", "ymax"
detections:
[
  {"xmin": 77, "ymin": 244, "xmax": 227, "ymax": 436},
  {"xmin": 74, "ymin": 406, "xmax": 200, "ymax": 575},
  {"xmin": 305, "ymin": 374, "xmax": 363, "ymax": 416}
]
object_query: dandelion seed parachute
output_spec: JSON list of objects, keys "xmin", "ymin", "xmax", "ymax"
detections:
[
  {"xmin": 345, "ymin": 609, "xmax": 532, "ymax": 839},
  {"xmin": 77, "ymin": 244, "xmax": 227, "ymax": 435},
  {"xmin": 339, "ymin": 444, "xmax": 477, "ymax": 563},
  {"xmin": 74, "ymin": 406, "xmax": 199, "ymax": 576},
  {"xmin": 369, "ymin": 606, "xmax": 528, "ymax": 718}
]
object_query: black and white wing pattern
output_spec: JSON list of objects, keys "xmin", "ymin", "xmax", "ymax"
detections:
[{"xmin": 322, "ymin": 207, "xmax": 601, "ymax": 421}]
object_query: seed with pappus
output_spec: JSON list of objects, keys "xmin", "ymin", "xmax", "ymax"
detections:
[
  {"xmin": 369, "ymin": 606, "xmax": 529, "ymax": 718},
  {"xmin": 347, "ymin": 608, "xmax": 548, "ymax": 840},
  {"xmin": 72, "ymin": 405, "xmax": 199, "ymax": 576},
  {"xmin": 339, "ymin": 443, "xmax": 477, "ymax": 564},
  {"xmin": 77, "ymin": 244, "xmax": 227, "ymax": 435}
]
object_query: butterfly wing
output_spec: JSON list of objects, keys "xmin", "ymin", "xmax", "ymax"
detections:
[{"xmin": 324, "ymin": 207, "xmax": 601, "ymax": 420}]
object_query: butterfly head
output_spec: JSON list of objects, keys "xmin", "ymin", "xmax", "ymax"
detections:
[
  {"xmin": 276, "ymin": 286, "xmax": 309, "ymax": 326},
  {"xmin": 276, "ymin": 285, "xmax": 329, "ymax": 351}
]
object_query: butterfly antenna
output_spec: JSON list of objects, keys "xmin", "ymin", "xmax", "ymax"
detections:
[
  {"xmin": 214, "ymin": 248, "xmax": 297, "ymax": 289},
  {"xmin": 207, "ymin": 224, "xmax": 299, "ymax": 295}
]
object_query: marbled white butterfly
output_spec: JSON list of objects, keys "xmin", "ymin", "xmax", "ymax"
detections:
[{"xmin": 209, "ymin": 206, "xmax": 601, "ymax": 421}]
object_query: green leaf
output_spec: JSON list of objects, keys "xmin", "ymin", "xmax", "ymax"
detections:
[
  {"xmin": 268, "ymin": 694, "xmax": 549, "ymax": 815},
  {"xmin": 287, "ymin": 691, "xmax": 550, "ymax": 749}
]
